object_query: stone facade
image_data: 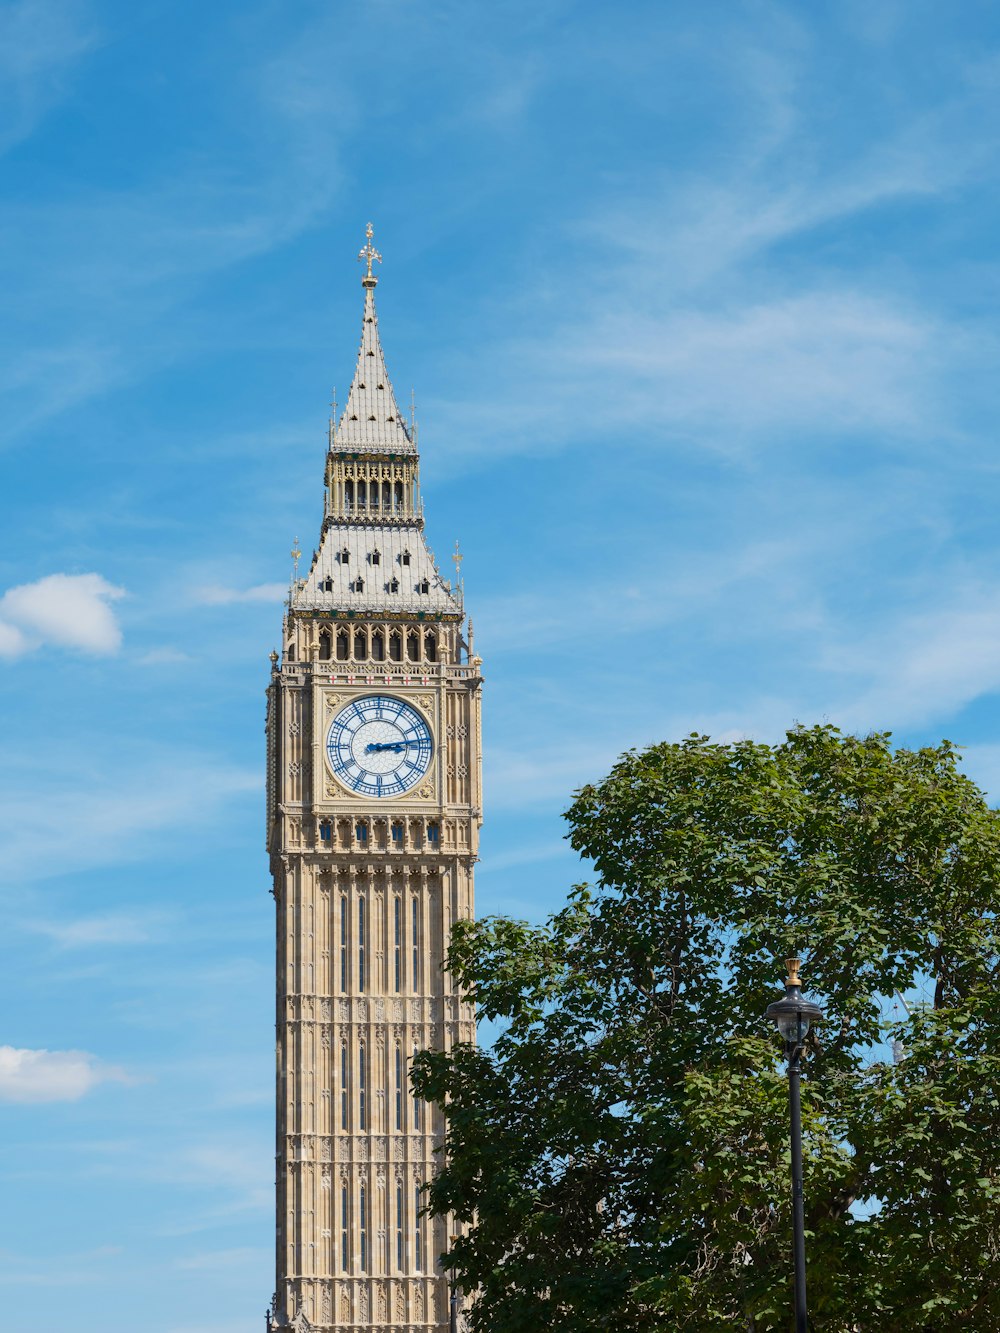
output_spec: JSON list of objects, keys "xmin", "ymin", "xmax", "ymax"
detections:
[{"xmin": 266, "ymin": 231, "xmax": 481, "ymax": 1332}]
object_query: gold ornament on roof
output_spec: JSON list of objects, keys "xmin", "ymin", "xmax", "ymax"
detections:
[{"xmin": 358, "ymin": 222, "xmax": 382, "ymax": 286}]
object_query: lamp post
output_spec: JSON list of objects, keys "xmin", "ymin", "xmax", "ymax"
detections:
[
  {"xmin": 765, "ymin": 959, "xmax": 824, "ymax": 1333},
  {"xmin": 449, "ymin": 1232, "xmax": 460, "ymax": 1333}
]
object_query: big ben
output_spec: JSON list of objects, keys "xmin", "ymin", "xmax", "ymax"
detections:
[{"xmin": 266, "ymin": 227, "xmax": 482, "ymax": 1332}]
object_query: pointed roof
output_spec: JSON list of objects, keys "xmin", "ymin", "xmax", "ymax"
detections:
[{"xmin": 333, "ymin": 227, "xmax": 415, "ymax": 455}]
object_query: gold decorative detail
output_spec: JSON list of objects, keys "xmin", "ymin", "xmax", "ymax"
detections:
[
  {"xmin": 291, "ymin": 536, "xmax": 301, "ymax": 578},
  {"xmin": 418, "ymin": 694, "xmax": 433, "ymax": 710},
  {"xmin": 417, "ymin": 783, "xmax": 434, "ymax": 800},
  {"xmin": 358, "ymin": 221, "xmax": 382, "ymax": 285}
]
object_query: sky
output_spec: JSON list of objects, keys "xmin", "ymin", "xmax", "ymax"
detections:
[{"xmin": 3, "ymin": 0, "xmax": 1000, "ymax": 1327}]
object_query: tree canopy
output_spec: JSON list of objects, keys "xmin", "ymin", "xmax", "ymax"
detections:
[{"xmin": 413, "ymin": 725, "xmax": 1000, "ymax": 1331}]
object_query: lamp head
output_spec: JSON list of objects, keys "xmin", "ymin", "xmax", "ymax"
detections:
[{"xmin": 765, "ymin": 957, "xmax": 824, "ymax": 1046}]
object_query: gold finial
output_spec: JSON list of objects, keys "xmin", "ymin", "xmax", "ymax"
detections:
[
  {"xmin": 291, "ymin": 536, "xmax": 301, "ymax": 579},
  {"xmin": 786, "ymin": 958, "xmax": 802, "ymax": 987},
  {"xmin": 358, "ymin": 222, "xmax": 382, "ymax": 286},
  {"xmin": 453, "ymin": 540, "xmax": 464, "ymax": 584}
]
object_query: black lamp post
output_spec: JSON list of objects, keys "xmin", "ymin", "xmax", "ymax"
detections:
[
  {"xmin": 765, "ymin": 958, "xmax": 824, "ymax": 1333},
  {"xmin": 449, "ymin": 1232, "xmax": 460, "ymax": 1333}
]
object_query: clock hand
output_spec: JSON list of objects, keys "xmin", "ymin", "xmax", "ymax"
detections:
[{"xmin": 366, "ymin": 742, "xmax": 405, "ymax": 753}]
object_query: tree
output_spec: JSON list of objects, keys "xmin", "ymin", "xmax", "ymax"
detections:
[{"xmin": 413, "ymin": 726, "xmax": 1000, "ymax": 1331}]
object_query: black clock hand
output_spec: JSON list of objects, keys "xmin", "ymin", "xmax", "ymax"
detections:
[{"xmin": 366, "ymin": 742, "xmax": 405, "ymax": 753}]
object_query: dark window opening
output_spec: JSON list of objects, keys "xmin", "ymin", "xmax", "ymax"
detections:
[
  {"xmin": 336, "ymin": 629, "xmax": 349, "ymax": 661},
  {"xmin": 389, "ymin": 630, "xmax": 402, "ymax": 659},
  {"xmin": 428, "ymin": 822, "xmax": 439, "ymax": 845},
  {"xmin": 371, "ymin": 631, "xmax": 384, "ymax": 662},
  {"xmin": 319, "ymin": 628, "xmax": 332, "ymax": 660},
  {"xmin": 319, "ymin": 820, "xmax": 332, "ymax": 843},
  {"xmin": 407, "ymin": 631, "xmax": 419, "ymax": 662},
  {"xmin": 401, "ymin": 551, "xmax": 411, "ymax": 566},
  {"xmin": 424, "ymin": 632, "xmax": 437, "ymax": 662},
  {"xmin": 354, "ymin": 630, "xmax": 368, "ymax": 661}
]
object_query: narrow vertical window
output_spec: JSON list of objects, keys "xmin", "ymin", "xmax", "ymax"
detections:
[
  {"xmin": 411, "ymin": 897, "xmax": 419, "ymax": 991},
  {"xmin": 336, "ymin": 627, "xmax": 349, "ymax": 661},
  {"xmin": 358, "ymin": 897, "xmax": 366, "ymax": 992},
  {"xmin": 345, "ymin": 479, "xmax": 354, "ymax": 513},
  {"xmin": 394, "ymin": 479, "xmax": 403, "ymax": 511},
  {"xmin": 360, "ymin": 1185, "xmax": 368, "ymax": 1272},
  {"xmin": 396, "ymin": 1184, "xmax": 404, "ymax": 1269},
  {"xmin": 358, "ymin": 479, "xmax": 367, "ymax": 510},
  {"xmin": 414, "ymin": 1185, "xmax": 422, "ymax": 1269},
  {"xmin": 359, "ymin": 1044, "xmax": 367, "ymax": 1130},
  {"xmin": 395, "ymin": 1044, "xmax": 403, "ymax": 1131},
  {"xmin": 412, "ymin": 1045, "xmax": 421, "ymax": 1130},
  {"xmin": 341, "ymin": 1186, "xmax": 349, "ymax": 1269},
  {"xmin": 354, "ymin": 629, "xmax": 368, "ymax": 661},
  {"xmin": 341, "ymin": 1045, "xmax": 348, "ymax": 1130},
  {"xmin": 425, "ymin": 631, "xmax": 437, "ymax": 662},
  {"xmin": 394, "ymin": 897, "xmax": 402, "ymax": 993},
  {"xmin": 340, "ymin": 896, "xmax": 347, "ymax": 992},
  {"xmin": 319, "ymin": 627, "xmax": 332, "ymax": 660},
  {"xmin": 427, "ymin": 822, "xmax": 439, "ymax": 845}
]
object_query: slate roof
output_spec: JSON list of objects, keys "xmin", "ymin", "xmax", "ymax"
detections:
[
  {"xmin": 333, "ymin": 284, "xmax": 415, "ymax": 455},
  {"xmin": 293, "ymin": 523, "xmax": 462, "ymax": 617}
]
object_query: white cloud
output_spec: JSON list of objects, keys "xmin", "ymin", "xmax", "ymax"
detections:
[
  {"xmin": 0, "ymin": 750, "xmax": 258, "ymax": 887},
  {"xmin": 28, "ymin": 910, "xmax": 167, "ymax": 949},
  {"xmin": 0, "ymin": 573, "xmax": 125, "ymax": 658},
  {"xmin": 0, "ymin": 0, "xmax": 98, "ymax": 155},
  {"xmin": 193, "ymin": 582, "xmax": 287, "ymax": 606},
  {"xmin": 136, "ymin": 647, "xmax": 192, "ymax": 665},
  {"xmin": 0, "ymin": 1046, "xmax": 128, "ymax": 1103},
  {"xmin": 831, "ymin": 587, "xmax": 1000, "ymax": 731}
]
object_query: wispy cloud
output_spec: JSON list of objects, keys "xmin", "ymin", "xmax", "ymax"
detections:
[
  {"xmin": 0, "ymin": 0, "xmax": 99, "ymax": 155},
  {"xmin": 193, "ymin": 582, "xmax": 286, "ymax": 606},
  {"xmin": 0, "ymin": 573, "xmax": 125, "ymax": 658},
  {"xmin": 0, "ymin": 751, "xmax": 258, "ymax": 886},
  {"xmin": 0, "ymin": 1046, "xmax": 129, "ymax": 1103},
  {"xmin": 26, "ymin": 909, "xmax": 170, "ymax": 949}
]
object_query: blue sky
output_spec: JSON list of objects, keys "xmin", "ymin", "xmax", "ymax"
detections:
[{"xmin": 3, "ymin": 0, "xmax": 1000, "ymax": 1326}]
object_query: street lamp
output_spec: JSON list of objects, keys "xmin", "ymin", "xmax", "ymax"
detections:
[
  {"xmin": 449, "ymin": 1232, "xmax": 460, "ymax": 1333},
  {"xmin": 765, "ymin": 958, "xmax": 824, "ymax": 1333}
]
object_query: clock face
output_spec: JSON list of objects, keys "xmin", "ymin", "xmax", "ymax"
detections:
[{"xmin": 326, "ymin": 695, "xmax": 433, "ymax": 798}]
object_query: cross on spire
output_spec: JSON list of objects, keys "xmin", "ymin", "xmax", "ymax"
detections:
[{"xmin": 358, "ymin": 222, "xmax": 382, "ymax": 287}]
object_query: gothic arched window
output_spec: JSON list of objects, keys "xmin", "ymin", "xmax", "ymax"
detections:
[
  {"xmin": 407, "ymin": 630, "xmax": 419, "ymax": 662},
  {"xmin": 354, "ymin": 630, "xmax": 368, "ymax": 661},
  {"xmin": 371, "ymin": 630, "xmax": 384, "ymax": 662},
  {"xmin": 424, "ymin": 631, "xmax": 437, "ymax": 662},
  {"xmin": 336, "ymin": 628, "xmax": 349, "ymax": 661},
  {"xmin": 318, "ymin": 628, "xmax": 332, "ymax": 661},
  {"xmin": 389, "ymin": 629, "xmax": 402, "ymax": 661}
]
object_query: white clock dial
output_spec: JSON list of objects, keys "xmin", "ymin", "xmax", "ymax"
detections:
[{"xmin": 326, "ymin": 695, "xmax": 433, "ymax": 797}]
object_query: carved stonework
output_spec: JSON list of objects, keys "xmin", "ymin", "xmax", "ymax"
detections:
[{"xmin": 268, "ymin": 241, "xmax": 481, "ymax": 1329}]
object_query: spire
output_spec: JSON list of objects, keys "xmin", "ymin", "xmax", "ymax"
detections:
[{"xmin": 334, "ymin": 224, "xmax": 415, "ymax": 454}]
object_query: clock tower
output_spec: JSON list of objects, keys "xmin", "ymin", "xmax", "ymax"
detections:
[{"xmin": 265, "ymin": 228, "xmax": 482, "ymax": 1332}]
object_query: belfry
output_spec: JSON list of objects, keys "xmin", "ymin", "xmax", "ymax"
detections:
[{"xmin": 266, "ymin": 227, "xmax": 482, "ymax": 1331}]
